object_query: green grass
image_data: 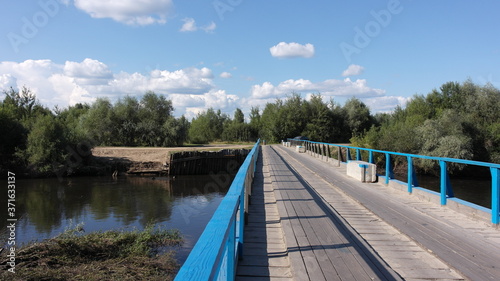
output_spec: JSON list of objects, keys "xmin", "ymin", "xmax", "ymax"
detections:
[{"xmin": 0, "ymin": 224, "xmax": 183, "ymax": 281}]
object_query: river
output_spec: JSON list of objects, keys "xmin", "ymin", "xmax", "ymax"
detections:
[{"xmin": 0, "ymin": 173, "xmax": 235, "ymax": 264}]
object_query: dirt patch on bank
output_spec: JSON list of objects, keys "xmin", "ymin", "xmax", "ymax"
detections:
[
  {"xmin": 91, "ymin": 145, "xmax": 254, "ymax": 175},
  {"xmin": 92, "ymin": 144, "xmax": 253, "ymax": 164}
]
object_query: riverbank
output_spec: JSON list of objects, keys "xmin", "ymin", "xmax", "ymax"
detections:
[
  {"xmin": 0, "ymin": 224, "xmax": 182, "ymax": 280},
  {"xmin": 2, "ymin": 143, "xmax": 254, "ymax": 179},
  {"xmin": 91, "ymin": 144, "xmax": 253, "ymax": 176}
]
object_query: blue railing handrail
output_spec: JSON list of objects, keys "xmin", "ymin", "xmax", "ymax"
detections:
[
  {"xmin": 292, "ymin": 140, "xmax": 500, "ymax": 169},
  {"xmin": 287, "ymin": 139, "xmax": 500, "ymax": 224},
  {"xmin": 175, "ymin": 140, "xmax": 260, "ymax": 281}
]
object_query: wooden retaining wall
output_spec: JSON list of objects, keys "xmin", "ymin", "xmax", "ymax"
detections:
[{"xmin": 168, "ymin": 149, "xmax": 250, "ymax": 175}]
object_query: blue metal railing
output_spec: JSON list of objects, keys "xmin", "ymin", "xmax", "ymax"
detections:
[
  {"xmin": 288, "ymin": 139, "xmax": 500, "ymax": 224},
  {"xmin": 175, "ymin": 140, "xmax": 260, "ymax": 281}
]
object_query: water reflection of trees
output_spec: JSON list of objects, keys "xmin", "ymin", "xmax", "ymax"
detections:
[
  {"xmin": 87, "ymin": 176, "xmax": 174, "ymax": 226},
  {"xmin": 6, "ymin": 174, "xmax": 233, "ymax": 236}
]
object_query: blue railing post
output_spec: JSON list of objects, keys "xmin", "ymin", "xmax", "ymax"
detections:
[
  {"xmin": 407, "ymin": 156, "xmax": 414, "ymax": 193},
  {"xmin": 440, "ymin": 160, "xmax": 448, "ymax": 205},
  {"xmin": 356, "ymin": 149, "xmax": 361, "ymax": 161},
  {"xmin": 385, "ymin": 153, "xmax": 393, "ymax": 184},
  {"xmin": 346, "ymin": 148, "xmax": 352, "ymax": 161},
  {"xmin": 491, "ymin": 168, "xmax": 499, "ymax": 224},
  {"xmin": 368, "ymin": 151, "xmax": 374, "ymax": 164}
]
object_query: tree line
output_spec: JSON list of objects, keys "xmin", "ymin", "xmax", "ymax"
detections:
[
  {"xmin": 1, "ymin": 79, "xmax": 499, "ymax": 176},
  {"xmin": 351, "ymin": 80, "xmax": 500, "ymax": 174}
]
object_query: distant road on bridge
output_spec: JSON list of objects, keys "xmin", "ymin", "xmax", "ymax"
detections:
[{"xmin": 236, "ymin": 145, "xmax": 500, "ymax": 280}]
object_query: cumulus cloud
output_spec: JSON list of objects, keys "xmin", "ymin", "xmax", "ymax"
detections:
[
  {"xmin": 363, "ymin": 96, "xmax": 410, "ymax": 113},
  {"xmin": 169, "ymin": 90, "xmax": 239, "ymax": 119},
  {"xmin": 180, "ymin": 18, "xmax": 216, "ymax": 33},
  {"xmin": 250, "ymin": 78, "xmax": 385, "ymax": 99},
  {"xmin": 0, "ymin": 74, "xmax": 17, "ymax": 90},
  {"xmin": 73, "ymin": 0, "xmax": 173, "ymax": 25},
  {"xmin": 63, "ymin": 58, "xmax": 113, "ymax": 86},
  {"xmin": 220, "ymin": 72, "xmax": 232, "ymax": 79},
  {"xmin": 201, "ymin": 22, "xmax": 216, "ymax": 33},
  {"xmin": 0, "ymin": 59, "xmax": 224, "ymax": 115},
  {"xmin": 269, "ymin": 42, "xmax": 315, "ymax": 58},
  {"xmin": 342, "ymin": 64, "xmax": 364, "ymax": 77},
  {"xmin": 180, "ymin": 18, "xmax": 197, "ymax": 32},
  {"xmin": 0, "ymin": 59, "xmax": 399, "ymax": 117}
]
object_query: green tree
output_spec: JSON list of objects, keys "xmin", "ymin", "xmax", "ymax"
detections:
[
  {"xmin": 79, "ymin": 98, "xmax": 114, "ymax": 145},
  {"xmin": 23, "ymin": 114, "xmax": 68, "ymax": 173},
  {"xmin": 113, "ymin": 96, "xmax": 140, "ymax": 146},
  {"xmin": 234, "ymin": 108, "xmax": 245, "ymax": 124},
  {"xmin": 2, "ymin": 86, "xmax": 37, "ymax": 120},
  {"xmin": 137, "ymin": 92, "xmax": 174, "ymax": 146},
  {"xmin": 162, "ymin": 116, "xmax": 189, "ymax": 147},
  {"xmin": 280, "ymin": 93, "xmax": 309, "ymax": 139},
  {"xmin": 416, "ymin": 110, "xmax": 474, "ymax": 173},
  {"xmin": 343, "ymin": 97, "xmax": 373, "ymax": 137},
  {"xmin": 301, "ymin": 94, "xmax": 336, "ymax": 142},
  {"xmin": 188, "ymin": 108, "xmax": 228, "ymax": 143},
  {"xmin": 260, "ymin": 100, "xmax": 283, "ymax": 143},
  {"xmin": 0, "ymin": 106, "xmax": 27, "ymax": 166},
  {"xmin": 249, "ymin": 106, "xmax": 261, "ymax": 140},
  {"xmin": 221, "ymin": 108, "xmax": 251, "ymax": 142}
]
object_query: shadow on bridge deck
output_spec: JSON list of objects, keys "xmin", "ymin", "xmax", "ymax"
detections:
[
  {"xmin": 272, "ymin": 144, "xmax": 500, "ymax": 281},
  {"xmin": 266, "ymin": 145, "xmax": 403, "ymax": 281}
]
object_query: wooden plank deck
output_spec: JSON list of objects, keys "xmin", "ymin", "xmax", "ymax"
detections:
[
  {"xmin": 236, "ymin": 149, "xmax": 293, "ymax": 281},
  {"xmin": 272, "ymin": 144, "xmax": 500, "ymax": 281},
  {"xmin": 263, "ymin": 145, "xmax": 403, "ymax": 281}
]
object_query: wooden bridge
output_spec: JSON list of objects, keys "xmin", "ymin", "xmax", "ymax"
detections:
[{"xmin": 175, "ymin": 142, "xmax": 500, "ymax": 281}]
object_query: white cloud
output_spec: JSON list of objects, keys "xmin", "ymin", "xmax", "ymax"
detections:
[
  {"xmin": 0, "ymin": 60, "xmax": 62, "ymax": 105},
  {"xmin": 0, "ymin": 59, "xmax": 400, "ymax": 117},
  {"xmin": 0, "ymin": 74, "xmax": 17, "ymax": 90},
  {"xmin": 202, "ymin": 22, "xmax": 216, "ymax": 33},
  {"xmin": 269, "ymin": 42, "xmax": 315, "ymax": 58},
  {"xmin": 220, "ymin": 72, "xmax": 232, "ymax": 79},
  {"xmin": 250, "ymin": 78, "xmax": 385, "ymax": 99},
  {"xmin": 73, "ymin": 0, "xmax": 173, "ymax": 26},
  {"xmin": 169, "ymin": 90, "xmax": 239, "ymax": 119},
  {"xmin": 0, "ymin": 59, "xmax": 220, "ymax": 115},
  {"xmin": 110, "ymin": 67, "xmax": 214, "ymax": 95},
  {"xmin": 180, "ymin": 18, "xmax": 216, "ymax": 33},
  {"xmin": 342, "ymin": 64, "xmax": 364, "ymax": 77},
  {"xmin": 180, "ymin": 18, "xmax": 197, "ymax": 32},
  {"xmin": 363, "ymin": 96, "xmax": 410, "ymax": 113}
]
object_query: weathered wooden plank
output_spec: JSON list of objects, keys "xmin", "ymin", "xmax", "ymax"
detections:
[
  {"xmin": 268, "ymin": 146, "xmax": 407, "ymax": 281},
  {"xmin": 236, "ymin": 149, "xmax": 292, "ymax": 280},
  {"xmin": 273, "ymin": 145, "xmax": 483, "ymax": 281}
]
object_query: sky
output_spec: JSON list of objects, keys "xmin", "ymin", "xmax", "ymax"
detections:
[{"xmin": 1, "ymin": 0, "xmax": 500, "ymax": 118}]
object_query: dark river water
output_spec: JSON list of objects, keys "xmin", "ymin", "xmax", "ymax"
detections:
[
  {"xmin": 0, "ymin": 173, "xmax": 235, "ymax": 265},
  {"xmin": 392, "ymin": 172, "xmax": 492, "ymax": 209}
]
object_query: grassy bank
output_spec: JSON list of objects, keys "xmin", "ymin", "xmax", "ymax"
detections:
[{"xmin": 1, "ymin": 224, "xmax": 182, "ymax": 281}]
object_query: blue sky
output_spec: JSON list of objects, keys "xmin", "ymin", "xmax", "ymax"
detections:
[{"xmin": 1, "ymin": 0, "xmax": 499, "ymax": 118}]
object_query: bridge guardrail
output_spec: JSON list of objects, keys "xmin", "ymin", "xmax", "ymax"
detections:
[
  {"xmin": 288, "ymin": 139, "xmax": 500, "ymax": 225},
  {"xmin": 175, "ymin": 140, "xmax": 260, "ymax": 281}
]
